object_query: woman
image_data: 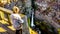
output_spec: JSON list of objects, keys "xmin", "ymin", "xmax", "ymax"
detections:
[{"xmin": 10, "ymin": 6, "xmax": 24, "ymax": 34}]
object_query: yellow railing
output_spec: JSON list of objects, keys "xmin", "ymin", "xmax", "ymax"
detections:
[
  {"xmin": 0, "ymin": 7, "xmax": 13, "ymax": 25},
  {"xmin": 0, "ymin": 7, "xmax": 16, "ymax": 33},
  {"xmin": 29, "ymin": 27, "xmax": 38, "ymax": 34}
]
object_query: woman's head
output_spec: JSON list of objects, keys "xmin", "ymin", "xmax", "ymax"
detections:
[{"xmin": 13, "ymin": 6, "xmax": 20, "ymax": 13}]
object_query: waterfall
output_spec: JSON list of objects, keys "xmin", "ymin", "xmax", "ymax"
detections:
[{"xmin": 31, "ymin": 12, "xmax": 35, "ymax": 27}]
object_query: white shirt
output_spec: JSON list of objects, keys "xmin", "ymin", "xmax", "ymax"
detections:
[{"xmin": 10, "ymin": 14, "xmax": 24, "ymax": 30}]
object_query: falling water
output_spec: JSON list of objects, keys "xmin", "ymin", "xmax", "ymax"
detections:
[{"xmin": 31, "ymin": 11, "xmax": 35, "ymax": 27}]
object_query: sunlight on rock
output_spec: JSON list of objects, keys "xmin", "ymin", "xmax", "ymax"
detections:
[{"xmin": 29, "ymin": 27, "xmax": 38, "ymax": 34}]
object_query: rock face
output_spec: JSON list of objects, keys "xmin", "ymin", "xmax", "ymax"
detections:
[
  {"xmin": 35, "ymin": 0, "xmax": 59, "ymax": 33},
  {"xmin": 22, "ymin": 16, "xmax": 30, "ymax": 34}
]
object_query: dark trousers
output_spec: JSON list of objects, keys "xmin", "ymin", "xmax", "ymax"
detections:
[{"xmin": 16, "ymin": 29, "xmax": 22, "ymax": 34}]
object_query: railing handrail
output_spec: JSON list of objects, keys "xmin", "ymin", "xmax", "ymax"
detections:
[{"xmin": 0, "ymin": 7, "xmax": 13, "ymax": 14}]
